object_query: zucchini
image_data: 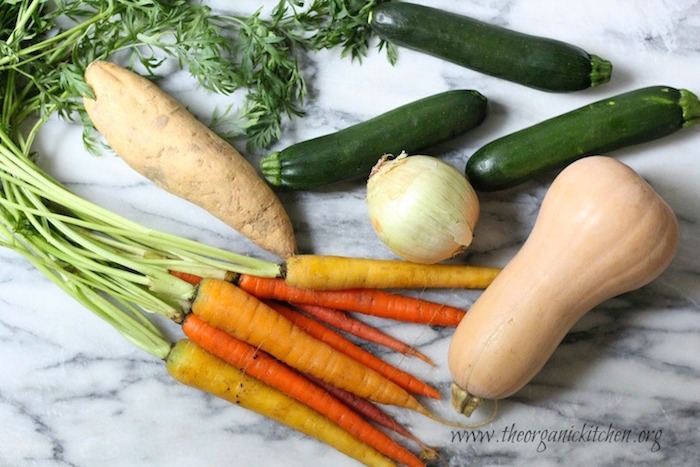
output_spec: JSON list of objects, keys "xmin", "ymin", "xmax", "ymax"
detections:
[
  {"xmin": 369, "ymin": 2, "xmax": 612, "ymax": 92},
  {"xmin": 466, "ymin": 86, "xmax": 700, "ymax": 191},
  {"xmin": 261, "ymin": 89, "xmax": 488, "ymax": 190}
]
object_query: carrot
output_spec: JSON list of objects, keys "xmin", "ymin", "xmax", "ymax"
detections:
[
  {"xmin": 283, "ymin": 254, "xmax": 501, "ymax": 289},
  {"xmin": 266, "ymin": 301, "xmax": 441, "ymax": 400},
  {"xmin": 166, "ymin": 339, "xmax": 395, "ymax": 467},
  {"xmin": 236, "ymin": 274, "xmax": 466, "ymax": 326},
  {"xmin": 181, "ymin": 314, "xmax": 425, "ymax": 467},
  {"xmin": 190, "ymin": 278, "xmax": 434, "ymax": 413},
  {"xmin": 293, "ymin": 303, "xmax": 436, "ymax": 366},
  {"xmin": 309, "ymin": 376, "xmax": 441, "ymax": 462},
  {"xmin": 83, "ymin": 61, "xmax": 296, "ymax": 259},
  {"xmin": 169, "ymin": 270, "xmax": 204, "ymax": 285}
]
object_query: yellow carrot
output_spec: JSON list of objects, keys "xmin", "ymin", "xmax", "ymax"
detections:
[
  {"xmin": 166, "ymin": 339, "xmax": 395, "ymax": 467},
  {"xmin": 283, "ymin": 255, "xmax": 501, "ymax": 290},
  {"xmin": 181, "ymin": 315, "xmax": 425, "ymax": 467}
]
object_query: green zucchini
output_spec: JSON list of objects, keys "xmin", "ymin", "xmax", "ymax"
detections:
[
  {"xmin": 466, "ymin": 86, "xmax": 700, "ymax": 191},
  {"xmin": 261, "ymin": 89, "xmax": 488, "ymax": 190},
  {"xmin": 369, "ymin": 2, "xmax": 612, "ymax": 92}
]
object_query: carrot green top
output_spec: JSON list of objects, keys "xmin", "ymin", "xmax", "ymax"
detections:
[{"xmin": 0, "ymin": 110, "xmax": 279, "ymax": 359}]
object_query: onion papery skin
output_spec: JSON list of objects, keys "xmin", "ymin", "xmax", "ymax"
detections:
[{"xmin": 366, "ymin": 154, "xmax": 480, "ymax": 264}]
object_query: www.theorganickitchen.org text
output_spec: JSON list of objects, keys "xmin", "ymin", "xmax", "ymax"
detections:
[{"xmin": 451, "ymin": 423, "xmax": 663, "ymax": 453}]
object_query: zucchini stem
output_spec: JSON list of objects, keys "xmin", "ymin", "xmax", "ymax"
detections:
[
  {"xmin": 680, "ymin": 89, "xmax": 700, "ymax": 127},
  {"xmin": 589, "ymin": 55, "xmax": 613, "ymax": 87},
  {"xmin": 260, "ymin": 151, "xmax": 283, "ymax": 186}
]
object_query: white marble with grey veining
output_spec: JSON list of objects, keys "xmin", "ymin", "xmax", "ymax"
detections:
[{"xmin": 2, "ymin": 1, "xmax": 700, "ymax": 466}]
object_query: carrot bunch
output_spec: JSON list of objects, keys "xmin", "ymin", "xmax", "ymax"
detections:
[{"xmin": 167, "ymin": 270, "xmax": 482, "ymax": 466}]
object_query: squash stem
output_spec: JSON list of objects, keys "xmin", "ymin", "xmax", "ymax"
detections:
[{"xmin": 450, "ymin": 382, "xmax": 483, "ymax": 417}]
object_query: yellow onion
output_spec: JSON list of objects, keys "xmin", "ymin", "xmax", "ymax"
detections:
[{"xmin": 366, "ymin": 153, "xmax": 480, "ymax": 264}]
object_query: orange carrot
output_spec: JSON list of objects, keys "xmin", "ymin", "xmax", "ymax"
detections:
[
  {"xmin": 173, "ymin": 270, "xmax": 464, "ymax": 326},
  {"xmin": 190, "ymin": 278, "xmax": 434, "ymax": 414},
  {"xmin": 166, "ymin": 339, "xmax": 394, "ymax": 467},
  {"xmin": 236, "ymin": 274, "xmax": 466, "ymax": 326},
  {"xmin": 170, "ymin": 270, "xmax": 204, "ymax": 285},
  {"xmin": 309, "ymin": 375, "xmax": 440, "ymax": 462},
  {"xmin": 283, "ymin": 254, "xmax": 501, "ymax": 290},
  {"xmin": 182, "ymin": 314, "xmax": 424, "ymax": 467},
  {"xmin": 171, "ymin": 271, "xmax": 433, "ymax": 365},
  {"xmin": 265, "ymin": 301, "xmax": 441, "ymax": 399},
  {"xmin": 266, "ymin": 301, "xmax": 441, "ymax": 400},
  {"xmin": 293, "ymin": 303, "xmax": 435, "ymax": 366}
]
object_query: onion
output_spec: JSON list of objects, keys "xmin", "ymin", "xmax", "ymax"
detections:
[{"xmin": 366, "ymin": 153, "xmax": 480, "ymax": 264}]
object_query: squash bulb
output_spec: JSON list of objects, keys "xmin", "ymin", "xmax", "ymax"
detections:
[
  {"xmin": 448, "ymin": 156, "xmax": 679, "ymax": 416},
  {"xmin": 366, "ymin": 153, "xmax": 480, "ymax": 264}
]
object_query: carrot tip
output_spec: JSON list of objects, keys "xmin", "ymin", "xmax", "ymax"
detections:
[
  {"xmin": 416, "ymin": 401, "xmax": 498, "ymax": 430},
  {"xmin": 405, "ymin": 348, "xmax": 437, "ymax": 367}
]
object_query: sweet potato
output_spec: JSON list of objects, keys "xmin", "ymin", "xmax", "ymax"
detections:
[{"xmin": 83, "ymin": 61, "xmax": 296, "ymax": 259}]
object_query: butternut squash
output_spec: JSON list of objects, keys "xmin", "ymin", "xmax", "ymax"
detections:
[{"xmin": 447, "ymin": 156, "xmax": 679, "ymax": 415}]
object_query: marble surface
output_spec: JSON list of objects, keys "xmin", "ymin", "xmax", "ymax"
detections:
[{"xmin": 2, "ymin": 1, "xmax": 700, "ymax": 466}]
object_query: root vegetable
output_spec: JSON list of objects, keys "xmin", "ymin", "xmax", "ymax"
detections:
[
  {"xmin": 366, "ymin": 153, "xmax": 480, "ymax": 264},
  {"xmin": 235, "ymin": 274, "xmax": 467, "ymax": 326},
  {"xmin": 181, "ymin": 315, "xmax": 424, "ymax": 467},
  {"xmin": 282, "ymin": 254, "xmax": 500, "ymax": 290},
  {"xmin": 167, "ymin": 339, "xmax": 395, "ymax": 467},
  {"xmin": 191, "ymin": 278, "xmax": 431, "ymax": 411},
  {"xmin": 83, "ymin": 61, "xmax": 296, "ymax": 259},
  {"xmin": 265, "ymin": 301, "xmax": 441, "ymax": 399}
]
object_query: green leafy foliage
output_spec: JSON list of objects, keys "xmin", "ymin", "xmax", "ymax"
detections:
[{"xmin": 1, "ymin": 0, "xmax": 393, "ymax": 149}]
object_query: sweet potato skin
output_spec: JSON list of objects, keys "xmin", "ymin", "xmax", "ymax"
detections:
[{"xmin": 83, "ymin": 61, "xmax": 296, "ymax": 259}]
